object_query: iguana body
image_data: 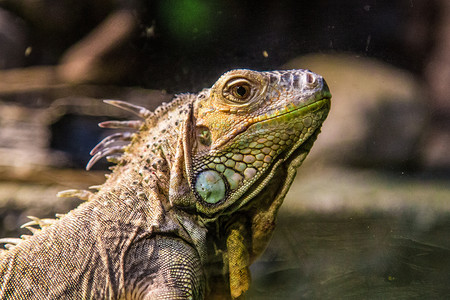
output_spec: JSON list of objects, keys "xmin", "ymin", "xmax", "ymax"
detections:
[{"xmin": 0, "ymin": 69, "xmax": 331, "ymax": 299}]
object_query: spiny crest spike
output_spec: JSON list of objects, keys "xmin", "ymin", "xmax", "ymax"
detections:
[
  {"xmin": 88, "ymin": 185, "xmax": 102, "ymax": 191},
  {"xmin": 23, "ymin": 226, "xmax": 40, "ymax": 234},
  {"xmin": 86, "ymin": 145, "xmax": 126, "ymax": 170},
  {"xmin": 0, "ymin": 238, "xmax": 22, "ymax": 245},
  {"xmin": 98, "ymin": 120, "xmax": 143, "ymax": 129},
  {"xmin": 21, "ymin": 216, "xmax": 56, "ymax": 228},
  {"xmin": 104, "ymin": 99, "xmax": 153, "ymax": 118},
  {"xmin": 106, "ymin": 155, "xmax": 121, "ymax": 164},
  {"xmin": 20, "ymin": 220, "xmax": 37, "ymax": 228},
  {"xmin": 57, "ymin": 189, "xmax": 93, "ymax": 201},
  {"xmin": 90, "ymin": 132, "xmax": 133, "ymax": 156}
]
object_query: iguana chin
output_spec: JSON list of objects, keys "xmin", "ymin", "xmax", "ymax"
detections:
[{"xmin": 0, "ymin": 69, "xmax": 330, "ymax": 299}]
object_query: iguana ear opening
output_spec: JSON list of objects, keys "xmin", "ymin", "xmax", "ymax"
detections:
[
  {"xmin": 168, "ymin": 104, "xmax": 197, "ymax": 208},
  {"xmin": 193, "ymin": 126, "xmax": 212, "ymax": 155}
]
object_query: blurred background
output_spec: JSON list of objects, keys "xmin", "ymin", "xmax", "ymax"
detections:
[{"xmin": 0, "ymin": 0, "xmax": 449, "ymax": 298}]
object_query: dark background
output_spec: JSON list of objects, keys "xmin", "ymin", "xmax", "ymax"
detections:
[{"xmin": 0, "ymin": 0, "xmax": 449, "ymax": 298}]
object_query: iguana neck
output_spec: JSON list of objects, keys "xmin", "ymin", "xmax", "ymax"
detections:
[
  {"xmin": 95, "ymin": 94, "xmax": 195, "ymax": 202},
  {"xmin": 84, "ymin": 94, "xmax": 211, "ymax": 252}
]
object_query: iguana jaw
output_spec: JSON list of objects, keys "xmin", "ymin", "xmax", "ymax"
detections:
[
  {"xmin": 226, "ymin": 99, "xmax": 330, "ymax": 215},
  {"xmin": 249, "ymin": 97, "xmax": 329, "ymax": 128}
]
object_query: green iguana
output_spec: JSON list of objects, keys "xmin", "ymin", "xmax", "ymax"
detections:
[{"xmin": 0, "ymin": 69, "xmax": 331, "ymax": 299}]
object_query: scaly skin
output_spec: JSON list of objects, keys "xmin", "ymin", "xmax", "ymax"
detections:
[{"xmin": 0, "ymin": 69, "xmax": 330, "ymax": 299}]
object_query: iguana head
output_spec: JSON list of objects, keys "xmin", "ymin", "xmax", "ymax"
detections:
[
  {"xmin": 172, "ymin": 69, "xmax": 331, "ymax": 218},
  {"xmin": 87, "ymin": 69, "xmax": 330, "ymax": 221}
]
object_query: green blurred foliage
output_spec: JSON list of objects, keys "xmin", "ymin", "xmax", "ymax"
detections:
[{"xmin": 159, "ymin": 0, "xmax": 217, "ymax": 42}]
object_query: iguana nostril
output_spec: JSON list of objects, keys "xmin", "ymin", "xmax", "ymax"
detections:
[{"xmin": 306, "ymin": 72, "xmax": 315, "ymax": 84}]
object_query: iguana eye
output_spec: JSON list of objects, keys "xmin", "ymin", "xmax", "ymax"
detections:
[
  {"xmin": 223, "ymin": 78, "xmax": 254, "ymax": 103},
  {"xmin": 232, "ymin": 84, "xmax": 250, "ymax": 99}
]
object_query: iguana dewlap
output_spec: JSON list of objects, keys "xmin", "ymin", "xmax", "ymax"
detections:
[{"xmin": 0, "ymin": 69, "xmax": 330, "ymax": 299}]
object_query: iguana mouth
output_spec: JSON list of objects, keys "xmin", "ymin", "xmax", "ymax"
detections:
[
  {"xmin": 211, "ymin": 97, "xmax": 330, "ymax": 151},
  {"xmin": 253, "ymin": 97, "xmax": 330, "ymax": 125}
]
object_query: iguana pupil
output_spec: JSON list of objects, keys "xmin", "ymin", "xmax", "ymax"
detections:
[{"xmin": 234, "ymin": 85, "xmax": 248, "ymax": 98}]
